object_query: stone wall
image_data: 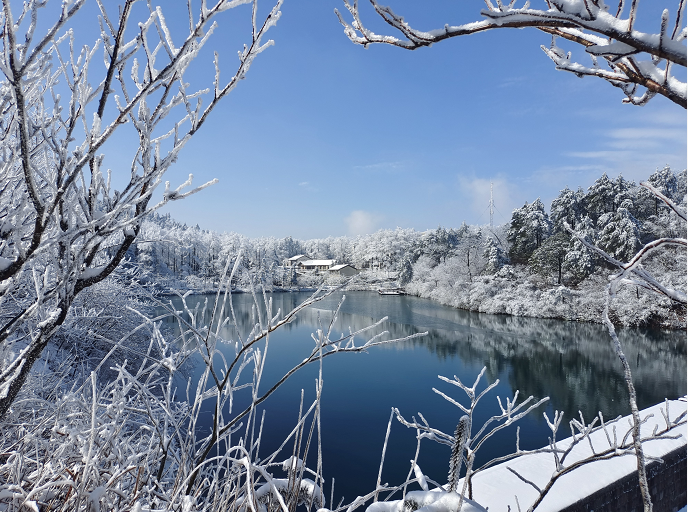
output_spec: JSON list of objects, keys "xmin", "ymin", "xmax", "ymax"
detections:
[{"xmin": 560, "ymin": 446, "xmax": 687, "ymax": 512}]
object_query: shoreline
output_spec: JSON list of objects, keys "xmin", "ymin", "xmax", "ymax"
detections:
[{"xmin": 153, "ymin": 277, "xmax": 686, "ymax": 331}]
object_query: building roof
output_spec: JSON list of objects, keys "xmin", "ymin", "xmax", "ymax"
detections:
[
  {"xmin": 299, "ymin": 259, "xmax": 336, "ymax": 267},
  {"xmin": 329, "ymin": 264, "xmax": 355, "ymax": 271},
  {"xmin": 288, "ymin": 254, "xmax": 307, "ymax": 261}
]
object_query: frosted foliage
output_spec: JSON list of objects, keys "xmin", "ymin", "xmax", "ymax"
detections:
[
  {"xmin": 0, "ymin": 0, "xmax": 283, "ymax": 415},
  {"xmin": 507, "ymin": 199, "xmax": 551, "ymax": 264},
  {"xmin": 586, "ymin": 174, "xmax": 616, "ymax": 219},
  {"xmin": 336, "ymin": 0, "xmax": 687, "ymax": 108},
  {"xmin": 563, "ymin": 216, "xmax": 597, "ymax": 281},
  {"xmin": 0, "ymin": 274, "xmax": 423, "ymax": 511},
  {"xmin": 597, "ymin": 208, "xmax": 642, "ymax": 261},
  {"xmin": 550, "ymin": 187, "xmax": 584, "ymax": 233},
  {"xmin": 482, "ymin": 237, "xmax": 508, "ymax": 275},
  {"xmin": 448, "ymin": 415, "xmax": 470, "ymax": 492}
]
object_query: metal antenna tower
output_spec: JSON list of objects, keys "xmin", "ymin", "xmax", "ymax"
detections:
[{"xmin": 489, "ymin": 181, "xmax": 494, "ymax": 229}]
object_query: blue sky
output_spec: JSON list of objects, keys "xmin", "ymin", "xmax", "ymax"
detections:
[{"xmin": 105, "ymin": 1, "xmax": 687, "ymax": 238}]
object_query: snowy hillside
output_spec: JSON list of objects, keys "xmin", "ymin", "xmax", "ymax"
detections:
[{"xmin": 133, "ymin": 168, "xmax": 686, "ymax": 328}]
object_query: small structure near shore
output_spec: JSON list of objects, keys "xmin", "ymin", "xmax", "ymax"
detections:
[
  {"xmin": 378, "ymin": 287, "xmax": 406, "ymax": 295},
  {"xmin": 328, "ymin": 264, "xmax": 359, "ymax": 277},
  {"xmin": 285, "ymin": 254, "xmax": 308, "ymax": 267},
  {"xmin": 299, "ymin": 259, "xmax": 336, "ymax": 271}
]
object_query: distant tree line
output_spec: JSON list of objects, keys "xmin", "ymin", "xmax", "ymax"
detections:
[{"xmin": 132, "ymin": 167, "xmax": 685, "ymax": 290}]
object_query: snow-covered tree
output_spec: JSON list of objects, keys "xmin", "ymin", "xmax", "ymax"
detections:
[
  {"xmin": 635, "ymin": 165, "xmax": 683, "ymax": 220},
  {"xmin": 0, "ymin": 0, "xmax": 283, "ymax": 417},
  {"xmin": 529, "ymin": 231, "xmax": 570, "ymax": 284},
  {"xmin": 563, "ymin": 216, "xmax": 598, "ymax": 282},
  {"xmin": 398, "ymin": 255, "xmax": 414, "ymax": 285},
  {"xmin": 337, "ymin": 0, "xmax": 687, "ymax": 108},
  {"xmin": 507, "ymin": 199, "xmax": 551, "ymax": 264},
  {"xmin": 550, "ymin": 187, "xmax": 584, "ymax": 234},
  {"xmin": 585, "ymin": 173, "xmax": 617, "ymax": 222},
  {"xmin": 455, "ymin": 224, "xmax": 484, "ymax": 281},
  {"xmin": 597, "ymin": 202, "xmax": 643, "ymax": 262},
  {"xmin": 482, "ymin": 236, "xmax": 508, "ymax": 275}
]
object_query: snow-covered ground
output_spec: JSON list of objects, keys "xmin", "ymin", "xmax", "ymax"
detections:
[{"xmin": 405, "ymin": 262, "xmax": 686, "ymax": 329}]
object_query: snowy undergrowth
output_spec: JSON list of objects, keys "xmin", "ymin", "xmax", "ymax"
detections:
[{"xmin": 406, "ymin": 257, "xmax": 686, "ymax": 329}]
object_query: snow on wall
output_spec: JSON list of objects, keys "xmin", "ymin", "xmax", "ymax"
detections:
[{"xmin": 463, "ymin": 399, "xmax": 687, "ymax": 512}]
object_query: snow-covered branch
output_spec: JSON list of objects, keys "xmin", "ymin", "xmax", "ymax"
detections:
[
  {"xmin": 0, "ymin": 0, "xmax": 283, "ymax": 418},
  {"xmin": 336, "ymin": 0, "xmax": 687, "ymax": 107}
]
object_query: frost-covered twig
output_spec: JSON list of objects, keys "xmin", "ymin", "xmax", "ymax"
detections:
[
  {"xmin": 505, "ymin": 400, "xmax": 686, "ymax": 512},
  {"xmin": 378, "ymin": 367, "xmax": 549, "ymax": 510},
  {"xmin": 0, "ymin": 0, "xmax": 285, "ymax": 418},
  {"xmin": 336, "ymin": 0, "xmax": 687, "ymax": 107}
]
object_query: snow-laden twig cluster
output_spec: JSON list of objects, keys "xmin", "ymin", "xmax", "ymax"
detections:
[
  {"xmin": 331, "ymin": 367, "xmax": 548, "ymax": 512},
  {"xmin": 0, "ymin": 255, "xmax": 424, "ymax": 511},
  {"xmin": 331, "ymin": 366, "xmax": 686, "ymax": 512},
  {"xmin": 0, "ymin": 0, "xmax": 283, "ymax": 418},
  {"xmin": 335, "ymin": 0, "xmax": 687, "ymax": 107}
]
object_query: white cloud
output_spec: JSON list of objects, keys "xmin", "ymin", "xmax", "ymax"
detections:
[
  {"xmin": 565, "ymin": 106, "xmax": 686, "ymax": 183},
  {"xmin": 345, "ymin": 210, "xmax": 383, "ymax": 235}
]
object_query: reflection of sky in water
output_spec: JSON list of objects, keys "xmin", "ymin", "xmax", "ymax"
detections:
[{"xmin": 158, "ymin": 291, "xmax": 686, "ymax": 504}]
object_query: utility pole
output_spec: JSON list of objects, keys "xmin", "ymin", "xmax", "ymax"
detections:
[{"xmin": 489, "ymin": 181, "xmax": 494, "ymax": 229}]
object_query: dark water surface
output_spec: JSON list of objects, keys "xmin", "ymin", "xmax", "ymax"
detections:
[{"xmin": 159, "ymin": 291, "xmax": 686, "ymax": 504}]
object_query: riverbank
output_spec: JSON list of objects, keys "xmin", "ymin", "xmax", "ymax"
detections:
[
  {"xmin": 402, "ymin": 266, "xmax": 686, "ymax": 330},
  {"xmin": 154, "ymin": 265, "xmax": 686, "ymax": 330}
]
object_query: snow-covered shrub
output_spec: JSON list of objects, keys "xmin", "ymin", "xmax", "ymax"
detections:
[
  {"xmin": 0, "ymin": 0, "xmax": 284, "ymax": 418},
  {"xmin": 0, "ymin": 265, "xmax": 420, "ymax": 511}
]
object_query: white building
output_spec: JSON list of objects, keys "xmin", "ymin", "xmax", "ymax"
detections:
[
  {"xmin": 285, "ymin": 254, "xmax": 308, "ymax": 267},
  {"xmin": 298, "ymin": 259, "xmax": 336, "ymax": 271}
]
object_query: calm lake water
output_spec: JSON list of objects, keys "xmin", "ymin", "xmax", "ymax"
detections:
[{"xmin": 159, "ymin": 291, "xmax": 686, "ymax": 504}]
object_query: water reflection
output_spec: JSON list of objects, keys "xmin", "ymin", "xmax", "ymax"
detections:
[
  {"xmin": 157, "ymin": 290, "xmax": 686, "ymax": 502},
  {"xmin": 226, "ymin": 291, "xmax": 685, "ymax": 420}
]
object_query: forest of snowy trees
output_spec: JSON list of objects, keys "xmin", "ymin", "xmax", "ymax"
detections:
[{"xmin": 129, "ymin": 167, "xmax": 686, "ymax": 328}]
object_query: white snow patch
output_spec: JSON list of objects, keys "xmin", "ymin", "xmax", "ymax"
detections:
[
  {"xmin": 81, "ymin": 266, "xmax": 106, "ymax": 280},
  {"xmin": 465, "ymin": 399, "xmax": 687, "ymax": 512}
]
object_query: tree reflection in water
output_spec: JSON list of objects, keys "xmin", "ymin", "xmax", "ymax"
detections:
[{"xmin": 159, "ymin": 290, "xmax": 686, "ymax": 502}]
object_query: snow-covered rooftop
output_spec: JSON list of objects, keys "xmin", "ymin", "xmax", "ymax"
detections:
[
  {"xmin": 299, "ymin": 259, "xmax": 336, "ymax": 266},
  {"xmin": 288, "ymin": 254, "xmax": 307, "ymax": 261}
]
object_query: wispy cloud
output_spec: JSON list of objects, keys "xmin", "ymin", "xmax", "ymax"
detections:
[
  {"xmin": 353, "ymin": 161, "xmax": 405, "ymax": 172},
  {"xmin": 564, "ymin": 107, "xmax": 686, "ymax": 183},
  {"xmin": 345, "ymin": 210, "xmax": 383, "ymax": 235},
  {"xmin": 497, "ymin": 76, "xmax": 528, "ymax": 88},
  {"xmin": 298, "ymin": 181, "xmax": 318, "ymax": 192}
]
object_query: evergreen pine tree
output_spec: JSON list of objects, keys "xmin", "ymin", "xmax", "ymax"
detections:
[
  {"xmin": 563, "ymin": 216, "xmax": 597, "ymax": 282},
  {"xmin": 597, "ymin": 202, "xmax": 642, "ymax": 262}
]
